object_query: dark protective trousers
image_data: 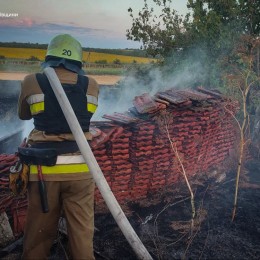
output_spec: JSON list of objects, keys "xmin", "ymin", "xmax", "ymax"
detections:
[{"xmin": 22, "ymin": 179, "xmax": 95, "ymax": 260}]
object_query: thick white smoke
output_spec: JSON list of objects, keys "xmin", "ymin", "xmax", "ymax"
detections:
[{"xmin": 91, "ymin": 49, "xmax": 206, "ymax": 121}]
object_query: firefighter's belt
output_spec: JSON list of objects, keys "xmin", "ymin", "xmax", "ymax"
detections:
[
  {"xmin": 30, "ymin": 141, "xmax": 79, "ymax": 155},
  {"xmin": 18, "ymin": 147, "xmax": 58, "ymax": 166}
]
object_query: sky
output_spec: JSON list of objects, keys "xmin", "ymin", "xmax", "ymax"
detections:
[{"xmin": 0, "ymin": 0, "xmax": 188, "ymax": 49}]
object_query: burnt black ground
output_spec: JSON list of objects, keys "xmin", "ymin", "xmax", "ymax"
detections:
[
  {"xmin": 92, "ymin": 160, "xmax": 260, "ymax": 260},
  {"xmin": 1, "ymin": 160, "xmax": 260, "ymax": 260}
]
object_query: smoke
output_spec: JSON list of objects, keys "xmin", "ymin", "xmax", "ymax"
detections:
[
  {"xmin": 0, "ymin": 80, "xmax": 21, "ymax": 98},
  {"xmin": 0, "ymin": 49, "xmax": 209, "ymax": 130},
  {"xmin": 23, "ymin": 120, "xmax": 34, "ymax": 138},
  {"xmin": 91, "ymin": 68, "xmax": 163, "ymax": 121},
  {"xmin": 0, "ymin": 80, "xmax": 26, "ymax": 140},
  {"xmin": 92, "ymin": 48, "xmax": 208, "ymax": 121}
]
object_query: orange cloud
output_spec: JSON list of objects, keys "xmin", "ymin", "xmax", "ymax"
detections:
[
  {"xmin": 21, "ymin": 17, "xmax": 33, "ymax": 27},
  {"xmin": 0, "ymin": 17, "xmax": 34, "ymax": 27}
]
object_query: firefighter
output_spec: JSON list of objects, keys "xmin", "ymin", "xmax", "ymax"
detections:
[{"xmin": 18, "ymin": 34, "xmax": 99, "ymax": 260}]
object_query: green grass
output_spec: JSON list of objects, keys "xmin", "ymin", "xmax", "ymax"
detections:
[
  {"xmin": 0, "ymin": 63, "xmax": 40, "ymax": 73},
  {"xmin": 0, "ymin": 63, "xmax": 127, "ymax": 75},
  {"xmin": 85, "ymin": 67, "xmax": 125, "ymax": 75}
]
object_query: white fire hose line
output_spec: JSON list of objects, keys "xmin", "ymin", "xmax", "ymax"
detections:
[{"xmin": 44, "ymin": 67, "xmax": 153, "ymax": 260}]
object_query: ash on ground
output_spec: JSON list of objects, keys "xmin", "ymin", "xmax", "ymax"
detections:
[
  {"xmin": 92, "ymin": 162, "xmax": 260, "ymax": 260},
  {"xmin": 1, "ymin": 160, "xmax": 260, "ymax": 260}
]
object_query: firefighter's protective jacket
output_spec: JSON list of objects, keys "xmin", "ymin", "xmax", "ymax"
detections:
[{"xmin": 18, "ymin": 67, "xmax": 99, "ymax": 181}]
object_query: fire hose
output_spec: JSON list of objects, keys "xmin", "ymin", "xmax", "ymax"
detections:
[{"xmin": 43, "ymin": 67, "xmax": 153, "ymax": 260}]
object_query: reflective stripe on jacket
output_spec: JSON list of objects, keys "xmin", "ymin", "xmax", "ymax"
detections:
[
  {"xmin": 19, "ymin": 68, "xmax": 99, "ymax": 181},
  {"xmin": 29, "ymin": 155, "xmax": 89, "ymax": 175},
  {"xmin": 26, "ymin": 94, "xmax": 45, "ymax": 115},
  {"xmin": 26, "ymin": 72, "xmax": 97, "ymax": 133},
  {"xmin": 27, "ymin": 93, "xmax": 98, "ymax": 115}
]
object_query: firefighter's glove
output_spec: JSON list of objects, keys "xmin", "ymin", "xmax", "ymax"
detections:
[{"xmin": 9, "ymin": 161, "xmax": 29, "ymax": 196}]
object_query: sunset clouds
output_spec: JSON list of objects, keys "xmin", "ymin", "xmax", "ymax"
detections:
[
  {"xmin": 0, "ymin": 17, "xmax": 33, "ymax": 27},
  {"xmin": 0, "ymin": 0, "xmax": 187, "ymax": 48}
]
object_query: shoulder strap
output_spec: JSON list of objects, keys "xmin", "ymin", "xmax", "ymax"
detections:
[
  {"xmin": 35, "ymin": 73, "xmax": 52, "ymax": 94},
  {"xmin": 77, "ymin": 74, "xmax": 89, "ymax": 93}
]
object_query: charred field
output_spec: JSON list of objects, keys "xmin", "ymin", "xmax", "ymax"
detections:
[
  {"xmin": 91, "ymin": 161, "xmax": 260, "ymax": 260},
  {"xmin": 2, "ymin": 160, "xmax": 260, "ymax": 260}
]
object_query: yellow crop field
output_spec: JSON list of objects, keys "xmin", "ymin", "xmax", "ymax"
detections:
[
  {"xmin": 82, "ymin": 51, "xmax": 154, "ymax": 64},
  {"xmin": 0, "ymin": 47, "xmax": 155, "ymax": 64},
  {"xmin": 0, "ymin": 47, "xmax": 46, "ymax": 60}
]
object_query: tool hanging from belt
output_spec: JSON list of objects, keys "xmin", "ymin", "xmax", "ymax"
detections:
[
  {"xmin": 9, "ymin": 138, "xmax": 29, "ymax": 196},
  {"xmin": 36, "ymin": 165, "xmax": 48, "ymax": 213},
  {"xmin": 9, "ymin": 160, "xmax": 29, "ymax": 196},
  {"xmin": 18, "ymin": 147, "xmax": 58, "ymax": 213}
]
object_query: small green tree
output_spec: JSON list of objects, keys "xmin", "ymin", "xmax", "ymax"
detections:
[
  {"xmin": 223, "ymin": 35, "xmax": 260, "ymax": 221},
  {"xmin": 127, "ymin": 0, "xmax": 191, "ymax": 58},
  {"xmin": 113, "ymin": 58, "xmax": 121, "ymax": 64},
  {"xmin": 239, "ymin": 0, "xmax": 260, "ymax": 35}
]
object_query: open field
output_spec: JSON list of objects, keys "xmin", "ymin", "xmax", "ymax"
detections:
[
  {"xmin": 0, "ymin": 62, "xmax": 126, "ymax": 75},
  {"xmin": 0, "ymin": 47, "xmax": 155, "ymax": 76},
  {"xmin": 0, "ymin": 47, "xmax": 156, "ymax": 64}
]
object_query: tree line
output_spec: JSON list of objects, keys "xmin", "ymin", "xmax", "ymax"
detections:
[{"xmin": 127, "ymin": 0, "xmax": 260, "ymax": 89}]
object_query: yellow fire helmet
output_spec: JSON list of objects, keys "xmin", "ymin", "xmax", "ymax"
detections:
[
  {"xmin": 46, "ymin": 34, "xmax": 82, "ymax": 63},
  {"xmin": 42, "ymin": 34, "xmax": 85, "ymax": 75}
]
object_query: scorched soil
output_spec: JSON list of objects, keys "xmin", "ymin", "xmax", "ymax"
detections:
[{"xmin": 2, "ymin": 160, "xmax": 260, "ymax": 260}]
